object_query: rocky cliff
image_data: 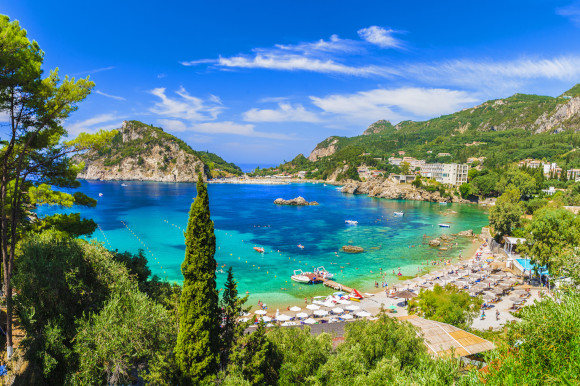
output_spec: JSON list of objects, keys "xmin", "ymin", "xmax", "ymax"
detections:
[
  {"xmin": 75, "ymin": 121, "xmax": 207, "ymax": 182},
  {"xmin": 308, "ymin": 137, "xmax": 340, "ymax": 161},
  {"xmin": 341, "ymin": 178, "xmax": 471, "ymax": 203}
]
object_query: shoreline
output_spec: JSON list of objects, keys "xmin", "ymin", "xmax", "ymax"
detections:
[{"xmin": 247, "ymin": 232, "xmax": 486, "ymax": 313}]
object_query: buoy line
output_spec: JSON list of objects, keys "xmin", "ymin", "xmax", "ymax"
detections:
[{"xmin": 121, "ymin": 220, "xmax": 167, "ymax": 276}]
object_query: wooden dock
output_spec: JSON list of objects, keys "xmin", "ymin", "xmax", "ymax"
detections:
[{"xmin": 322, "ymin": 278, "xmax": 354, "ymax": 293}]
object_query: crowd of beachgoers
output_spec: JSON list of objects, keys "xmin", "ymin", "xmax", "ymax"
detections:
[{"xmin": 242, "ymin": 241, "xmax": 546, "ymax": 331}]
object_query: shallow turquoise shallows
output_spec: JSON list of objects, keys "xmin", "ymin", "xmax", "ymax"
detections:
[{"xmin": 36, "ymin": 181, "xmax": 489, "ymax": 308}]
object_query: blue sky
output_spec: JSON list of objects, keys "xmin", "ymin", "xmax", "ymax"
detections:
[{"xmin": 3, "ymin": 0, "xmax": 580, "ymax": 164}]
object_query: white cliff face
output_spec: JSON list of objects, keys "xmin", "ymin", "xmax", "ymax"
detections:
[
  {"xmin": 307, "ymin": 138, "xmax": 339, "ymax": 161},
  {"xmin": 75, "ymin": 121, "xmax": 206, "ymax": 182},
  {"xmin": 534, "ymin": 97, "xmax": 580, "ymax": 133}
]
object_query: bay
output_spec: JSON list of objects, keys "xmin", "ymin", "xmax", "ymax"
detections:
[{"xmin": 37, "ymin": 181, "xmax": 489, "ymax": 308}]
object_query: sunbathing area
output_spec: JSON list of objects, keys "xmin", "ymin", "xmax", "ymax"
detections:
[{"xmin": 242, "ymin": 240, "xmax": 547, "ymax": 332}]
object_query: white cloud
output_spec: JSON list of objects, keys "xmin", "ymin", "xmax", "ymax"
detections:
[
  {"xmin": 310, "ymin": 87, "xmax": 478, "ymax": 123},
  {"xmin": 149, "ymin": 87, "xmax": 224, "ymax": 121},
  {"xmin": 70, "ymin": 66, "xmax": 115, "ymax": 76},
  {"xmin": 406, "ymin": 56, "xmax": 580, "ymax": 90},
  {"xmin": 158, "ymin": 119, "xmax": 295, "ymax": 140},
  {"xmin": 95, "ymin": 90, "xmax": 126, "ymax": 101},
  {"xmin": 66, "ymin": 113, "xmax": 125, "ymax": 136},
  {"xmin": 243, "ymin": 103, "xmax": 321, "ymax": 122},
  {"xmin": 217, "ymin": 54, "xmax": 394, "ymax": 77},
  {"xmin": 557, "ymin": 1, "xmax": 580, "ymax": 26},
  {"xmin": 357, "ymin": 26, "xmax": 401, "ymax": 48},
  {"xmin": 181, "ymin": 30, "xmax": 402, "ymax": 77}
]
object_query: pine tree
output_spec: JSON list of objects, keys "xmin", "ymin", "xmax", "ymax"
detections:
[
  {"xmin": 220, "ymin": 267, "xmax": 248, "ymax": 368},
  {"xmin": 175, "ymin": 173, "xmax": 219, "ymax": 384}
]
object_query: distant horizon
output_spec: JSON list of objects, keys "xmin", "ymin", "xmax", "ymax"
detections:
[{"xmin": 3, "ymin": 1, "xmax": 580, "ymax": 164}]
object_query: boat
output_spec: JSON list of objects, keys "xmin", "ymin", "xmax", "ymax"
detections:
[
  {"xmin": 121, "ymin": 183, "xmax": 128, "ymax": 187},
  {"xmin": 394, "ymin": 211, "xmax": 404, "ymax": 216},
  {"xmin": 314, "ymin": 266, "xmax": 334, "ymax": 279},
  {"xmin": 98, "ymin": 193, "xmax": 103, "ymax": 197},
  {"xmin": 291, "ymin": 269, "xmax": 323, "ymax": 284},
  {"xmin": 297, "ymin": 244, "xmax": 305, "ymax": 249},
  {"xmin": 439, "ymin": 202, "xmax": 448, "ymax": 205},
  {"xmin": 345, "ymin": 220, "xmax": 358, "ymax": 225},
  {"xmin": 438, "ymin": 223, "xmax": 451, "ymax": 228},
  {"xmin": 253, "ymin": 247, "xmax": 265, "ymax": 253}
]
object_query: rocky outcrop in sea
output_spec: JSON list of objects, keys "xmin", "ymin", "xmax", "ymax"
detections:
[
  {"xmin": 340, "ymin": 178, "xmax": 471, "ymax": 203},
  {"xmin": 274, "ymin": 196, "xmax": 319, "ymax": 206}
]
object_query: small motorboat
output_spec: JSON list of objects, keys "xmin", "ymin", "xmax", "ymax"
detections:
[
  {"xmin": 121, "ymin": 183, "xmax": 128, "ymax": 187},
  {"xmin": 439, "ymin": 202, "xmax": 448, "ymax": 205},
  {"xmin": 438, "ymin": 223, "xmax": 451, "ymax": 228},
  {"xmin": 98, "ymin": 193, "xmax": 103, "ymax": 197},
  {"xmin": 291, "ymin": 269, "xmax": 322, "ymax": 284},
  {"xmin": 297, "ymin": 244, "xmax": 305, "ymax": 249},
  {"xmin": 394, "ymin": 211, "xmax": 404, "ymax": 216},
  {"xmin": 314, "ymin": 266, "xmax": 334, "ymax": 279},
  {"xmin": 345, "ymin": 220, "xmax": 358, "ymax": 225},
  {"xmin": 253, "ymin": 247, "xmax": 265, "ymax": 253}
]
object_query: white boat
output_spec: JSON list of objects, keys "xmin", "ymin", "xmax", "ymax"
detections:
[
  {"xmin": 314, "ymin": 266, "xmax": 334, "ymax": 279},
  {"xmin": 438, "ymin": 223, "xmax": 451, "ymax": 228},
  {"xmin": 345, "ymin": 220, "xmax": 358, "ymax": 225},
  {"xmin": 98, "ymin": 193, "xmax": 103, "ymax": 197},
  {"xmin": 121, "ymin": 183, "xmax": 128, "ymax": 187},
  {"xmin": 394, "ymin": 211, "xmax": 404, "ymax": 216},
  {"xmin": 290, "ymin": 269, "xmax": 322, "ymax": 284},
  {"xmin": 439, "ymin": 202, "xmax": 448, "ymax": 205}
]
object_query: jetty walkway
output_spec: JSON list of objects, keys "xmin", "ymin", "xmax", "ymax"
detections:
[{"xmin": 322, "ymin": 278, "xmax": 354, "ymax": 293}]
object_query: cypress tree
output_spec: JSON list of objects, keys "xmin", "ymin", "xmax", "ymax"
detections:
[{"xmin": 175, "ymin": 173, "xmax": 219, "ymax": 384}]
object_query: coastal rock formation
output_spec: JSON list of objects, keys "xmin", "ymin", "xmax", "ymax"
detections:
[
  {"xmin": 457, "ymin": 229, "xmax": 474, "ymax": 236},
  {"xmin": 340, "ymin": 178, "xmax": 471, "ymax": 203},
  {"xmin": 274, "ymin": 196, "xmax": 319, "ymax": 206},
  {"xmin": 342, "ymin": 245, "xmax": 364, "ymax": 253},
  {"xmin": 534, "ymin": 97, "xmax": 580, "ymax": 134},
  {"xmin": 75, "ymin": 121, "xmax": 206, "ymax": 182},
  {"xmin": 308, "ymin": 137, "xmax": 339, "ymax": 161},
  {"xmin": 428, "ymin": 239, "xmax": 441, "ymax": 247}
]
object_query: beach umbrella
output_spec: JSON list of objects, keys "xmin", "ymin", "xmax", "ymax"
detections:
[
  {"xmin": 345, "ymin": 305, "xmax": 360, "ymax": 311},
  {"xmin": 238, "ymin": 317, "xmax": 250, "ymax": 323},
  {"xmin": 296, "ymin": 312, "xmax": 308, "ymax": 319},
  {"xmin": 513, "ymin": 290, "xmax": 527, "ymax": 296},
  {"xmin": 331, "ymin": 307, "xmax": 344, "ymax": 314},
  {"xmin": 314, "ymin": 310, "xmax": 329, "ymax": 317},
  {"xmin": 281, "ymin": 321, "xmax": 297, "ymax": 326},
  {"xmin": 276, "ymin": 314, "xmax": 292, "ymax": 321},
  {"xmin": 289, "ymin": 306, "xmax": 301, "ymax": 312},
  {"xmin": 303, "ymin": 318, "xmax": 317, "ymax": 325},
  {"xmin": 337, "ymin": 299, "xmax": 351, "ymax": 305},
  {"xmin": 393, "ymin": 290, "xmax": 417, "ymax": 299},
  {"xmin": 255, "ymin": 310, "xmax": 267, "ymax": 315},
  {"xmin": 491, "ymin": 288, "xmax": 504, "ymax": 296},
  {"xmin": 341, "ymin": 314, "xmax": 354, "ymax": 320},
  {"xmin": 482, "ymin": 294, "xmax": 495, "ymax": 301},
  {"xmin": 261, "ymin": 316, "xmax": 273, "ymax": 322},
  {"xmin": 509, "ymin": 297, "xmax": 523, "ymax": 303},
  {"xmin": 306, "ymin": 304, "xmax": 320, "ymax": 310},
  {"xmin": 411, "ymin": 277, "xmax": 424, "ymax": 283},
  {"xmin": 322, "ymin": 301, "xmax": 335, "ymax": 308},
  {"xmin": 356, "ymin": 311, "xmax": 372, "ymax": 318}
]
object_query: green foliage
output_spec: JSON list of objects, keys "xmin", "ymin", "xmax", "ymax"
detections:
[
  {"xmin": 32, "ymin": 213, "xmax": 97, "ymax": 238},
  {"xmin": 471, "ymin": 290, "xmax": 580, "ymax": 384},
  {"xmin": 266, "ymin": 327, "xmax": 331, "ymax": 385},
  {"xmin": 459, "ymin": 183, "xmax": 473, "ymax": 198},
  {"xmin": 496, "ymin": 167, "xmax": 539, "ymax": 197},
  {"xmin": 471, "ymin": 171, "xmax": 501, "ymax": 197},
  {"xmin": 28, "ymin": 184, "xmax": 74, "ymax": 207},
  {"xmin": 409, "ymin": 284, "xmax": 483, "ymax": 330},
  {"xmin": 175, "ymin": 174, "xmax": 220, "ymax": 384},
  {"xmin": 489, "ymin": 189, "xmax": 524, "ymax": 237},
  {"xmin": 220, "ymin": 267, "xmax": 249, "ymax": 368},
  {"xmin": 519, "ymin": 207, "xmax": 580, "ymax": 277},
  {"xmin": 229, "ymin": 321, "xmax": 283, "ymax": 385},
  {"xmin": 72, "ymin": 191, "xmax": 97, "ymax": 207},
  {"xmin": 73, "ymin": 289, "xmax": 175, "ymax": 385}
]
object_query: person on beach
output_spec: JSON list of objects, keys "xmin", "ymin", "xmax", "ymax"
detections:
[
  {"xmin": 304, "ymin": 297, "xmax": 307, "ymax": 305},
  {"xmin": 496, "ymin": 310, "xmax": 500, "ymax": 320}
]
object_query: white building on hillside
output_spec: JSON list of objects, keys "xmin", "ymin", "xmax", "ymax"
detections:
[{"xmin": 420, "ymin": 163, "xmax": 469, "ymax": 186}]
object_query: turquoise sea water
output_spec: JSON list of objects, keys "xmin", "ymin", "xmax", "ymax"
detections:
[{"xmin": 37, "ymin": 181, "xmax": 489, "ymax": 308}]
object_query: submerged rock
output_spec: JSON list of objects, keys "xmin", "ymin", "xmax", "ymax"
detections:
[
  {"xmin": 342, "ymin": 245, "xmax": 364, "ymax": 253},
  {"xmin": 428, "ymin": 239, "xmax": 441, "ymax": 247},
  {"xmin": 457, "ymin": 229, "xmax": 474, "ymax": 236},
  {"xmin": 274, "ymin": 196, "xmax": 319, "ymax": 206}
]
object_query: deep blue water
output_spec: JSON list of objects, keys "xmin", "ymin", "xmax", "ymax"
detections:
[{"xmin": 37, "ymin": 181, "xmax": 489, "ymax": 307}]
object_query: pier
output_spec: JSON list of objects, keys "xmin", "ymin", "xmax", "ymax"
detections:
[{"xmin": 322, "ymin": 278, "xmax": 354, "ymax": 293}]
